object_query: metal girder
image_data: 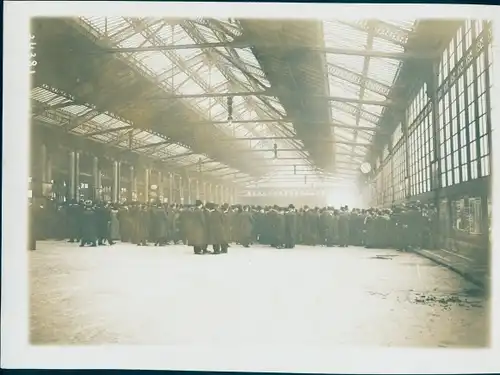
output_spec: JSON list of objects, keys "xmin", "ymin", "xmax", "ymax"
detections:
[
  {"xmin": 124, "ymin": 19, "xmax": 248, "ymax": 166},
  {"xmin": 93, "ymin": 40, "xmax": 249, "ymax": 54},
  {"xmin": 349, "ymin": 22, "xmax": 374, "ymax": 167},
  {"xmin": 161, "ymin": 151, "xmax": 194, "ymax": 161},
  {"xmin": 93, "ymin": 41, "xmax": 432, "ymax": 60},
  {"xmin": 327, "ymin": 63, "xmax": 392, "ymax": 98},
  {"xmin": 331, "ymin": 102, "xmax": 380, "ymax": 125},
  {"xmin": 130, "ymin": 140, "xmax": 171, "ymax": 151},
  {"xmin": 242, "ymin": 185, "xmax": 352, "ymax": 190},
  {"xmin": 181, "ymin": 19, "xmax": 312, "ymax": 163},
  {"xmin": 223, "ymin": 136, "xmax": 370, "ymax": 147},
  {"xmin": 337, "ymin": 20, "xmax": 411, "ymax": 47},
  {"xmin": 149, "ymin": 90, "xmax": 394, "ymax": 106},
  {"xmin": 189, "ymin": 118, "xmax": 381, "ymax": 133},
  {"xmin": 318, "ymin": 46, "xmax": 431, "ymax": 60},
  {"xmin": 204, "ymin": 165, "xmax": 230, "ymax": 173},
  {"xmin": 83, "ymin": 125, "xmax": 134, "ymax": 137},
  {"xmin": 32, "ymin": 100, "xmax": 75, "ymax": 116}
]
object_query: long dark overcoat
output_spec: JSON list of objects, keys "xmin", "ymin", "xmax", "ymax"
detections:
[
  {"xmin": 207, "ymin": 209, "xmax": 227, "ymax": 245},
  {"xmin": 187, "ymin": 207, "xmax": 207, "ymax": 246}
]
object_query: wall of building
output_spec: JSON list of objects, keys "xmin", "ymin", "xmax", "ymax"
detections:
[{"xmin": 368, "ymin": 20, "xmax": 492, "ymax": 284}]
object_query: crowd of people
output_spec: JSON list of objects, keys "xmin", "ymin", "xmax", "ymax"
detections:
[{"xmin": 29, "ymin": 198, "xmax": 438, "ymax": 254}]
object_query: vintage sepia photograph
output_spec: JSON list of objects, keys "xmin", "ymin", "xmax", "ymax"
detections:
[{"xmin": 2, "ymin": 1, "xmax": 499, "ymax": 372}]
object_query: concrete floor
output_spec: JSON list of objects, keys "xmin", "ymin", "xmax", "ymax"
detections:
[{"xmin": 30, "ymin": 241, "xmax": 489, "ymax": 347}]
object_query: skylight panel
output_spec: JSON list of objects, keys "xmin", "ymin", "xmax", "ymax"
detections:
[
  {"xmin": 118, "ymin": 32, "xmax": 148, "ymax": 48},
  {"xmin": 372, "ymin": 36, "xmax": 404, "ymax": 53},
  {"xmin": 236, "ymin": 48, "xmax": 261, "ymax": 67},
  {"xmin": 31, "ymin": 87, "xmax": 60, "ymax": 103},
  {"xmin": 178, "ymin": 79, "xmax": 205, "ymax": 96},
  {"xmin": 357, "ymin": 118, "xmax": 377, "ymax": 129},
  {"xmin": 175, "ymin": 48, "xmax": 199, "ymax": 61},
  {"xmin": 335, "ymin": 128, "xmax": 355, "ymax": 139},
  {"xmin": 360, "ymin": 88, "xmax": 387, "ymax": 102},
  {"xmin": 331, "ymin": 108, "xmax": 356, "ymax": 124},
  {"xmin": 82, "ymin": 16, "xmax": 128, "ymax": 35},
  {"xmin": 327, "ymin": 54, "xmax": 365, "ymax": 73},
  {"xmin": 195, "ymin": 24, "xmax": 221, "ymax": 42},
  {"xmin": 93, "ymin": 134, "xmax": 115, "ymax": 143},
  {"xmin": 141, "ymin": 53, "xmax": 174, "ymax": 76},
  {"xmin": 367, "ymin": 57, "xmax": 400, "ymax": 86},
  {"xmin": 323, "ymin": 21, "xmax": 367, "ymax": 49},
  {"xmin": 59, "ymin": 105, "xmax": 91, "ymax": 116},
  {"xmin": 387, "ymin": 20, "xmax": 416, "ymax": 32},
  {"xmin": 92, "ymin": 113, "xmax": 113, "ymax": 124},
  {"xmin": 362, "ymin": 104, "xmax": 384, "ymax": 118},
  {"xmin": 328, "ymin": 76, "xmax": 360, "ymax": 99},
  {"xmin": 144, "ymin": 134, "xmax": 166, "ymax": 144},
  {"xmin": 206, "ymin": 67, "xmax": 228, "ymax": 89}
]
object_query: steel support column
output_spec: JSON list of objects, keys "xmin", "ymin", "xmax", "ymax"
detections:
[
  {"xmin": 75, "ymin": 151, "xmax": 80, "ymax": 200},
  {"xmin": 187, "ymin": 177, "xmax": 192, "ymax": 204},
  {"xmin": 129, "ymin": 165, "xmax": 137, "ymax": 202},
  {"xmin": 169, "ymin": 173, "xmax": 173, "ymax": 204},
  {"xmin": 40, "ymin": 144, "xmax": 48, "ymax": 183},
  {"xmin": 144, "ymin": 168, "xmax": 150, "ymax": 203},
  {"xmin": 46, "ymin": 152, "xmax": 53, "ymax": 184},
  {"xmin": 179, "ymin": 176, "xmax": 184, "ymax": 204},
  {"xmin": 92, "ymin": 156, "xmax": 100, "ymax": 201},
  {"xmin": 68, "ymin": 151, "xmax": 76, "ymax": 201},
  {"xmin": 158, "ymin": 171, "xmax": 164, "ymax": 202},
  {"xmin": 112, "ymin": 160, "xmax": 120, "ymax": 203}
]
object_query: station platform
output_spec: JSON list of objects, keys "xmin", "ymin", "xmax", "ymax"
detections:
[{"xmin": 30, "ymin": 241, "xmax": 489, "ymax": 347}]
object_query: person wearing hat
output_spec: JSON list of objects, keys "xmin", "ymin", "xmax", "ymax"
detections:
[
  {"xmin": 186, "ymin": 200, "xmax": 208, "ymax": 254},
  {"xmin": 220, "ymin": 203, "xmax": 231, "ymax": 253},
  {"xmin": 205, "ymin": 202, "xmax": 227, "ymax": 255},
  {"xmin": 236, "ymin": 205, "xmax": 253, "ymax": 248},
  {"xmin": 337, "ymin": 205, "xmax": 350, "ymax": 247},
  {"xmin": 107, "ymin": 204, "xmax": 120, "ymax": 245},
  {"xmin": 152, "ymin": 201, "xmax": 168, "ymax": 246},
  {"xmin": 284, "ymin": 204, "xmax": 298, "ymax": 249},
  {"xmin": 79, "ymin": 200, "xmax": 97, "ymax": 247}
]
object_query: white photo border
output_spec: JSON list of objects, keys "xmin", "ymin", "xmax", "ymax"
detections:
[{"xmin": 2, "ymin": 1, "xmax": 500, "ymax": 372}]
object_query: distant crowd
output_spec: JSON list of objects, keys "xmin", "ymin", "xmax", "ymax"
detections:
[{"xmin": 29, "ymin": 198, "xmax": 438, "ymax": 254}]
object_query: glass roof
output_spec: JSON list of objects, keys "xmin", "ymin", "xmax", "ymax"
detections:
[
  {"xmin": 30, "ymin": 85, "xmax": 244, "ymax": 180},
  {"xmin": 49, "ymin": 17, "xmax": 418, "ymax": 187},
  {"xmin": 324, "ymin": 19, "xmax": 416, "ymax": 169}
]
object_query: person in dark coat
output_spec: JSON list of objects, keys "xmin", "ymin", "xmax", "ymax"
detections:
[
  {"xmin": 66, "ymin": 199, "xmax": 81, "ymax": 243},
  {"xmin": 284, "ymin": 204, "xmax": 298, "ymax": 249},
  {"xmin": 206, "ymin": 202, "xmax": 227, "ymax": 254},
  {"xmin": 117, "ymin": 205, "xmax": 131, "ymax": 243},
  {"xmin": 220, "ymin": 203, "xmax": 231, "ymax": 253},
  {"xmin": 338, "ymin": 206, "xmax": 350, "ymax": 247},
  {"xmin": 237, "ymin": 205, "xmax": 254, "ymax": 247},
  {"xmin": 187, "ymin": 200, "xmax": 208, "ymax": 255},
  {"xmin": 108, "ymin": 204, "xmax": 120, "ymax": 245},
  {"xmin": 137, "ymin": 204, "xmax": 150, "ymax": 246},
  {"xmin": 152, "ymin": 202, "xmax": 168, "ymax": 246},
  {"xmin": 94, "ymin": 202, "xmax": 110, "ymax": 245},
  {"xmin": 80, "ymin": 200, "xmax": 97, "ymax": 247},
  {"xmin": 323, "ymin": 207, "xmax": 336, "ymax": 247}
]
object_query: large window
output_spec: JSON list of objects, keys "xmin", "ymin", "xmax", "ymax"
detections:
[
  {"xmin": 370, "ymin": 20, "xmax": 492, "ymax": 206},
  {"xmin": 393, "ymin": 143, "xmax": 406, "ymax": 201},
  {"xmin": 437, "ymin": 20, "xmax": 492, "ymax": 187}
]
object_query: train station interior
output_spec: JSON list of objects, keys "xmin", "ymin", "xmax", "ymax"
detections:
[{"xmin": 28, "ymin": 17, "xmax": 492, "ymax": 347}]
